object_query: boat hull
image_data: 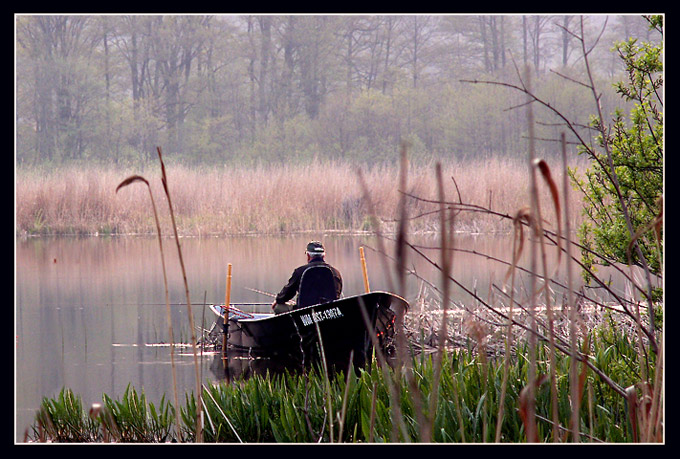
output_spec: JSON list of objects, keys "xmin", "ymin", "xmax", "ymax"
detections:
[{"xmin": 217, "ymin": 291, "xmax": 407, "ymax": 369}]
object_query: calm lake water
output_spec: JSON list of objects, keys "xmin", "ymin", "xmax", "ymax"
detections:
[{"xmin": 15, "ymin": 232, "xmax": 629, "ymax": 442}]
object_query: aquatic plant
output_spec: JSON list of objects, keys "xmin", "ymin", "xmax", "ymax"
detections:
[
  {"xmin": 31, "ymin": 388, "xmax": 99, "ymax": 442},
  {"xmin": 23, "ymin": 18, "xmax": 662, "ymax": 444},
  {"xmin": 26, "ymin": 323, "xmax": 653, "ymax": 443},
  {"xmin": 100, "ymin": 385, "xmax": 175, "ymax": 443}
]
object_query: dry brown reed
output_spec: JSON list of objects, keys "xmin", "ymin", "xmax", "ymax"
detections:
[
  {"xmin": 15, "ymin": 157, "xmax": 587, "ymax": 237},
  {"xmin": 155, "ymin": 147, "xmax": 204, "ymax": 443},
  {"xmin": 114, "ymin": 173, "xmax": 182, "ymax": 442},
  {"xmin": 384, "ymin": 139, "xmax": 660, "ymax": 442},
  {"xmin": 113, "ymin": 148, "xmax": 205, "ymax": 443},
  {"xmin": 562, "ymin": 132, "xmax": 581, "ymax": 442}
]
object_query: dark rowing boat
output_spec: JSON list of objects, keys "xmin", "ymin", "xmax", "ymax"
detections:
[{"xmin": 209, "ymin": 291, "xmax": 409, "ymax": 370}]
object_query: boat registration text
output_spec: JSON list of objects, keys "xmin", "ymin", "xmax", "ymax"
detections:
[{"xmin": 300, "ymin": 307, "xmax": 344, "ymax": 327}]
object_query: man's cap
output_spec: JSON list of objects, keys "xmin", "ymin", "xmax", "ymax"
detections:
[{"xmin": 306, "ymin": 241, "xmax": 325, "ymax": 256}]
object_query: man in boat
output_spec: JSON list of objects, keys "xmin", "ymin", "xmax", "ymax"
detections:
[{"xmin": 271, "ymin": 241, "xmax": 343, "ymax": 314}]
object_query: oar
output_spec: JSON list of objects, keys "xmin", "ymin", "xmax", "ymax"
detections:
[
  {"xmin": 225, "ymin": 307, "xmax": 255, "ymax": 319},
  {"xmin": 222, "ymin": 264, "xmax": 232, "ymax": 359},
  {"xmin": 360, "ymin": 246, "xmax": 371, "ymax": 293},
  {"xmin": 361, "ymin": 245, "xmax": 377, "ymax": 364}
]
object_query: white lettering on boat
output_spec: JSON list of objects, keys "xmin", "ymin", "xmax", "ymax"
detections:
[{"xmin": 300, "ymin": 307, "xmax": 344, "ymax": 326}]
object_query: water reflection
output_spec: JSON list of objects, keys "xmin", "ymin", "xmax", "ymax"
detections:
[
  {"xmin": 209, "ymin": 349, "xmax": 394, "ymax": 384},
  {"xmin": 15, "ymin": 232, "xmax": 628, "ymax": 441},
  {"xmin": 208, "ymin": 351, "xmax": 313, "ymax": 383},
  {"xmin": 211, "ymin": 352, "xmax": 296, "ymax": 382}
]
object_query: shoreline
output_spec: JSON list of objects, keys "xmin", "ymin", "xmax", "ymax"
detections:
[
  {"xmin": 15, "ymin": 227, "xmax": 521, "ymax": 239},
  {"xmin": 16, "ymin": 159, "xmax": 586, "ymax": 239}
]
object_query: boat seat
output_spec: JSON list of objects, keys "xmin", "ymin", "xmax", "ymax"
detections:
[{"xmin": 296, "ymin": 265, "xmax": 338, "ymax": 309}]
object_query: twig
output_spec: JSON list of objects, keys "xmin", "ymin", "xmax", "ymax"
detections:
[
  {"xmin": 577, "ymin": 17, "xmax": 657, "ymax": 352},
  {"xmin": 563, "ymin": 132, "xmax": 581, "ymax": 442}
]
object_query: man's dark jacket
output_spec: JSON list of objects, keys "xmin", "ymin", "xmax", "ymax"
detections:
[{"xmin": 275, "ymin": 257, "xmax": 342, "ymax": 305}]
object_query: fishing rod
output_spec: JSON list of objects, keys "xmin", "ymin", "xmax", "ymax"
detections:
[
  {"xmin": 244, "ymin": 287, "xmax": 295, "ymax": 306},
  {"xmin": 244, "ymin": 286, "xmax": 276, "ymax": 298},
  {"xmin": 104, "ymin": 287, "xmax": 292, "ymax": 307},
  {"xmin": 105, "ymin": 288, "xmax": 276, "ymax": 306},
  {"xmin": 104, "ymin": 302, "xmax": 272, "ymax": 306}
]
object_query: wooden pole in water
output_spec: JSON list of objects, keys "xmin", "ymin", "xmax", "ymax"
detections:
[
  {"xmin": 360, "ymin": 247, "xmax": 370, "ymax": 293},
  {"xmin": 222, "ymin": 263, "xmax": 232, "ymax": 359}
]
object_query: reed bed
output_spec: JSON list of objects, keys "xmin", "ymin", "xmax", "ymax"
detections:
[{"xmin": 15, "ymin": 156, "xmax": 586, "ymax": 237}]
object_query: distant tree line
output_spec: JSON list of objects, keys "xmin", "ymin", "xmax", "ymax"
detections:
[{"xmin": 15, "ymin": 14, "xmax": 658, "ymax": 167}]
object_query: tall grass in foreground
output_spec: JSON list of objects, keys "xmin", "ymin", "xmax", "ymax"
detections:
[
  {"xmin": 15, "ymin": 156, "xmax": 586, "ymax": 237},
  {"xmin": 27, "ymin": 323, "xmax": 652, "ymax": 443}
]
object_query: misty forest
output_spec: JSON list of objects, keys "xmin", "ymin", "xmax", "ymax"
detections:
[{"xmin": 15, "ymin": 14, "xmax": 660, "ymax": 168}]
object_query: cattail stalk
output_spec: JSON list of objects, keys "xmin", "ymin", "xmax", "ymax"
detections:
[
  {"xmin": 525, "ymin": 66, "xmax": 539, "ymax": 443},
  {"xmin": 533, "ymin": 158, "xmax": 561, "ymax": 442},
  {"xmin": 115, "ymin": 174, "xmax": 182, "ymax": 442},
  {"xmin": 427, "ymin": 162, "xmax": 454, "ymax": 441},
  {"xmin": 156, "ymin": 147, "xmax": 203, "ymax": 442},
  {"xmin": 495, "ymin": 212, "xmax": 521, "ymax": 443},
  {"xmin": 562, "ymin": 133, "xmax": 581, "ymax": 442}
]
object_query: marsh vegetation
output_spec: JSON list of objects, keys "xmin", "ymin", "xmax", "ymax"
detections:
[
  {"xmin": 23, "ymin": 140, "xmax": 662, "ymax": 443},
  {"xmin": 16, "ymin": 156, "xmax": 587, "ymax": 238},
  {"xmin": 18, "ymin": 14, "xmax": 663, "ymax": 444}
]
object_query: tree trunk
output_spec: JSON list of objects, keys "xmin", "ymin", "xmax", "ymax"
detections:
[
  {"xmin": 258, "ymin": 16, "xmax": 271, "ymax": 126},
  {"xmin": 561, "ymin": 16, "xmax": 572, "ymax": 67},
  {"xmin": 522, "ymin": 15, "xmax": 528, "ymax": 66}
]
